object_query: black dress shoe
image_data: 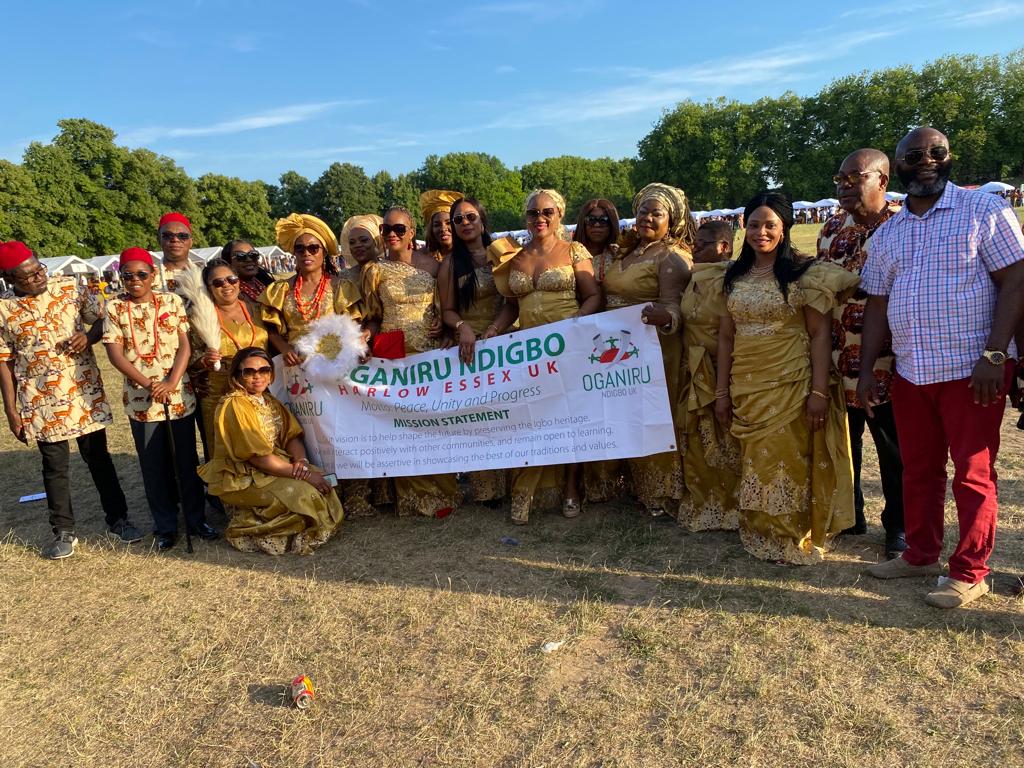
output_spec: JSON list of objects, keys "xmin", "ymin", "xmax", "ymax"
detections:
[
  {"xmin": 189, "ymin": 522, "xmax": 220, "ymax": 541},
  {"xmin": 885, "ymin": 531, "xmax": 908, "ymax": 560},
  {"xmin": 840, "ymin": 522, "xmax": 868, "ymax": 536},
  {"xmin": 156, "ymin": 534, "xmax": 177, "ymax": 552}
]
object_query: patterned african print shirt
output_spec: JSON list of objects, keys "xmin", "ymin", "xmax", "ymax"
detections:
[
  {"xmin": 101, "ymin": 291, "xmax": 196, "ymax": 421},
  {"xmin": 862, "ymin": 183, "xmax": 1024, "ymax": 385},
  {"xmin": 816, "ymin": 202, "xmax": 900, "ymax": 408},
  {"xmin": 0, "ymin": 277, "xmax": 113, "ymax": 443}
]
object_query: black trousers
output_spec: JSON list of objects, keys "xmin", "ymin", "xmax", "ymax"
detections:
[
  {"xmin": 129, "ymin": 415, "xmax": 207, "ymax": 537},
  {"xmin": 848, "ymin": 401, "xmax": 904, "ymax": 534},
  {"xmin": 38, "ymin": 428, "xmax": 129, "ymax": 534}
]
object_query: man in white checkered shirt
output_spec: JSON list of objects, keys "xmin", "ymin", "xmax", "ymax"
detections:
[{"xmin": 857, "ymin": 126, "xmax": 1024, "ymax": 609}]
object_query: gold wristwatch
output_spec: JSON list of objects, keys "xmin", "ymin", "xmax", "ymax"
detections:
[{"xmin": 981, "ymin": 349, "xmax": 1008, "ymax": 366}]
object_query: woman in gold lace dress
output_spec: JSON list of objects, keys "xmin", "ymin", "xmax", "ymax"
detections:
[
  {"xmin": 488, "ymin": 189, "xmax": 602, "ymax": 524},
  {"xmin": 713, "ymin": 192, "xmax": 857, "ymax": 564},
  {"xmin": 677, "ymin": 221, "xmax": 741, "ymax": 531},
  {"xmin": 438, "ymin": 197, "xmax": 506, "ymax": 504},
  {"xmin": 192, "ymin": 258, "xmax": 270, "ymax": 452},
  {"xmin": 584, "ymin": 184, "xmax": 692, "ymax": 517},
  {"xmin": 363, "ymin": 206, "xmax": 460, "ymax": 517},
  {"xmin": 259, "ymin": 213, "xmax": 362, "ymax": 364},
  {"xmin": 199, "ymin": 348, "xmax": 343, "ymax": 555}
]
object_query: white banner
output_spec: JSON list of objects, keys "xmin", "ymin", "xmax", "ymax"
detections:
[{"xmin": 273, "ymin": 305, "xmax": 675, "ymax": 479}]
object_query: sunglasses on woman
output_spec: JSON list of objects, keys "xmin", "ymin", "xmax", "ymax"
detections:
[
  {"xmin": 585, "ymin": 215, "xmax": 611, "ymax": 226},
  {"xmin": 160, "ymin": 231, "xmax": 192, "ymax": 242},
  {"xmin": 452, "ymin": 212, "xmax": 479, "ymax": 225},
  {"xmin": 900, "ymin": 146, "xmax": 950, "ymax": 166},
  {"xmin": 382, "ymin": 223, "xmax": 409, "ymax": 236},
  {"xmin": 526, "ymin": 207, "xmax": 558, "ymax": 220},
  {"xmin": 241, "ymin": 365, "xmax": 273, "ymax": 377},
  {"xmin": 120, "ymin": 270, "xmax": 152, "ymax": 281},
  {"xmin": 231, "ymin": 251, "xmax": 261, "ymax": 262},
  {"xmin": 209, "ymin": 275, "xmax": 240, "ymax": 289},
  {"xmin": 292, "ymin": 243, "xmax": 322, "ymax": 256}
]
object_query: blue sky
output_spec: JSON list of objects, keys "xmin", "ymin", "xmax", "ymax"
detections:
[{"xmin": 2, "ymin": 0, "xmax": 1021, "ymax": 185}]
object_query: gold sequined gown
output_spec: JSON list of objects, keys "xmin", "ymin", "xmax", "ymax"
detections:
[
  {"xmin": 493, "ymin": 241, "xmax": 592, "ymax": 521},
  {"xmin": 710, "ymin": 262, "xmax": 857, "ymax": 563},
  {"xmin": 363, "ymin": 259, "xmax": 460, "ymax": 516},
  {"xmin": 198, "ymin": 390, "xmax": 344, "ymax": 555},
  {"xmin": 677, "ymin": 263, "xmax": 740, "ymax": 531},
  {"xmin": 585, "ymin": 244, "xmax": 688, "ymax": 514},
  {"xmin": 257, "ymin": 273, "xmax": 376, "ymax": 518},
  {"xmin": 458, "ymin": 263, "xmax": 508, "ymax": 502}
]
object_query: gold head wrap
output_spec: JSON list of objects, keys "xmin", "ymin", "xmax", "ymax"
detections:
[
  {"xmin": 339, "ymin": 214, "xmax": 384, "ymax": 262},
  {"xmin": 632, "ymin": 183, "xmax": 695, "ymax": 241},
  {"xmin": 275, "ymin": 213, "xmax": 339, "ymax": 257},
  {"xmin": 420, "ymin": 190, "xmax": 463, "ymax": 224}
]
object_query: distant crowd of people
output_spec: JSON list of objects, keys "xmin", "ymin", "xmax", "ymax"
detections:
[{"xmin": 2, "ymin": 125, "xmax": 1023, "ymax": 611}]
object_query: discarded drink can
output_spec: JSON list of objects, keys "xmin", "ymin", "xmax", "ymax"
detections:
[{"xmin": 290, "ymin": 674, "xmax": 315, "ymax": 709}]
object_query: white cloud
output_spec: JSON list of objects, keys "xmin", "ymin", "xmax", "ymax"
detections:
[
  {"xmin": 495, "ymin": 65, "xmax": 516, "ymax": 74},
  {"xmin": 947, "ymin": 2, "xmax": 1024, "ymax": 25},
  {"xmin": 120, "ymin": 101, "xmax": 368, "ymax": 144}
]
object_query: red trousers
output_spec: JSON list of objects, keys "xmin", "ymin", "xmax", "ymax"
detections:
[{"xmin": 890, "ymin": 365, "xmax": 1012, "ymax": 583}]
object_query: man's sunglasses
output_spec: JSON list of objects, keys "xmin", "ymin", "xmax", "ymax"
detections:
[
  {"xmin": 833, "ymin": 170, "xmax": 881, "ymax": 186},
  {"xmin": 160, "ymin": 231, "xmax": 192, "ymax": 242},
  {"xmin": 900, "ymin": 146, "xmax": 950, "ymax": 166},
  {"xmin": 240, "ymin": 365, "xmax": 273, "ymax": 377},
  {"xmin": 526, "ymin": 207, "xmax": 558, "ymax": 220},
  {"xmin": 232, "ymin": 251, "xmax": 261, "ymax": 262},
  {"xmin": 383, "ymin": 223, "xmax": 409, "ymax": 236},
  {"xmin": 292, "ymin": 243, "xmax": 322, "ymax": 256},
  {"xmin": 120, "ymin": 270, "xmax": 152, "ymax": 281},
  {"xmin": 585, "ymin": 215, "xmax": 611, "ymax": 226},
  {"xmin": 209, "ymin": 275, "xmax": 240, "ymax": 289},
  {"xmin": 452, "ymin": 212, "xmax": 479, "ymax": 225}
]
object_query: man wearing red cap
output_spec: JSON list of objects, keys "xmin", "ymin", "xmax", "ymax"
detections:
[
  {"xmin": 157, "ymin": 212, "xmax": 197, "ymax": 293},
  {"xmin": 102, "ymin": 247, "xmax": 219, "ymax": 551},
  {"xmin": 0, "ymin": 241, "xmax": 140, "ymax": 559}
]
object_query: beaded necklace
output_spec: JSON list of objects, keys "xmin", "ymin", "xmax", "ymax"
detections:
[
  {"xmin": 238, "ymin": 278, "xmax": 265, "ymax": 303},
  {"xmin": 216, "ymin": 300, "xmax": 257, "ymax": 352},
  {"xmin": 293, "ymin": 273, "xmax": 329, "ymax": 324}
]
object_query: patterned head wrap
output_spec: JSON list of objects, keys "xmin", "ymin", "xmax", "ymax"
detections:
[
  {"xmin": 275, "ymin": 213, "xmax": 338, "ymax": 257},
  {"xmin": 632, "ymin": 183, "xmax": 696, "ymax": 240},
  {"xmin": 420, "ymin": 190, "xmax": 463, "ymax": 224},
  {"xmin": 743, "ymin": 191, "xmax": 794, "ymax": 229},
  {"xmin": 340, "ymin": 214, "xmax": 384, "ymax": 261}
]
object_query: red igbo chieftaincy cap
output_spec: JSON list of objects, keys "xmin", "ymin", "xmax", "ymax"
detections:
[
  {"xmin": 0, "ymin": 241, "xmax": 34, "ymax": 271},
  {"xmin": 120, "ymin": 247, "xmax": 155, "ymax": 268},
  {"xmin": 158, "ymin": 212, "xmax": 191, "ymax": 231}
]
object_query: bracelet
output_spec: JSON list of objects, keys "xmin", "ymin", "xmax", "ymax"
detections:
[
  {"xmin": 486, "ymin": 324, "xmax": 499, "ymax": 334},
  {"xmin": 810, "ymin": 389, "xmax": 829, "ymax": 400},
  {"xmin": 715, "ymin": 391, "xmax": 730, "ymax": 400},
  {"xmin": 455, "ymin": 320, "xmax": 465, "ymax": 331}
]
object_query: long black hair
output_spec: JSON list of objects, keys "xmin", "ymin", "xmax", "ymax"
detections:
[
  {"xmin": 450, "ymin": 197, "xmax": 493, "ymax": 312},
  {"xmin": 724, "ymin": 191, "xmax": 811, "ymax": 302},
  {"xmin": 572, "ymin": 198, "xmax": 620, "ymax": 252},
  {"xmin": 221, "ymin": 239, "xmax": 275, "ymax": 284}
]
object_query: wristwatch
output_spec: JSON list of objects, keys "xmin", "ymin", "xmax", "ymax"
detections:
[{"xmin": 981, "ymin": 349, "xmax": 1008, "ymax": 366}]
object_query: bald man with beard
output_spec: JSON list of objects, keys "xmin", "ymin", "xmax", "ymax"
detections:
[
  {"xmin": 858, "ymin": 126, "xmax": 1024, "ymax": 609},
  {"xmin": 817, "ymin": 149, "xmax": 905, "ymax": 560}
]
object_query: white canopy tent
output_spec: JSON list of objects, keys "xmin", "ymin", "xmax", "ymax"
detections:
[
  {"xmin": 885, "ymin": 191, "xmax": 907, "ymax": 201},
  {"xmin": 977, "ymin": 181, "xmax": 1014, "ymax": 194},
  {"xmin": 41, "ymin": 256, "xmax": 99, "ymax": 276},
  {"xmin": 89, "ymin": 255, "xmax": 121, "ymax": 273}
]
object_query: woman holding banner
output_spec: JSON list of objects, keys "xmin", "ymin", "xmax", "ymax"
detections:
[
  {"xmin": 712, "ymin": 191, "xmax": 857, "ymax": 564},
  {"xmin": 584, "ymin": 184, "xmax": 693, "ymax": 518},
  {"xmin": 488, "ymin": 189, "xmax": 602, "ymax": 524},
  {"xmin": 199, "ymin": 347, "xmax": 343, "ymax": 555},
  {"xmin": 438, "ymin": 197, "xmax": 506, "ymax": 504},
  {"xmin": 363, "ymin": 206, "xmax": 460, "ymax": 518}
]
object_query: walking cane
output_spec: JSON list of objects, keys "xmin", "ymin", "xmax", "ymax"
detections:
[{"xmin": 163, "ymin": 402, "xmax": 194, "ymax": 554}]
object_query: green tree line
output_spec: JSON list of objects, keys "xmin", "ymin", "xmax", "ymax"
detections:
[{"xmin": 1, "ymin": 51, "xmax": 1020, "ymax": 256}]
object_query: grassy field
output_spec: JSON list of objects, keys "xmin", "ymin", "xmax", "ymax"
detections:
[{"xmin": 2, "ymin": 220, "xmax": 1023, "ymax": 767}]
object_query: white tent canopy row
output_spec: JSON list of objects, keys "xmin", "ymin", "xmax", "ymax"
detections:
[{"xmin": 85, "ymin": 245, "xmax": 291, "ymax": 273}]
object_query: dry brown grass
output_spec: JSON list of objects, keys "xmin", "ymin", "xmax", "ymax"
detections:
[{"xmin": 2, "ymin": 297, "xmax": 1024, "ymax": 767}]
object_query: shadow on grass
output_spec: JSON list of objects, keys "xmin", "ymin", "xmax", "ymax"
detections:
[
  {"xmin": 2, "ymin": 448, "xmax": 1023, "ymax": 636},
  {"xmin": 247, "ymin": 683, "xmax": 292, "ymax": 709}
]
